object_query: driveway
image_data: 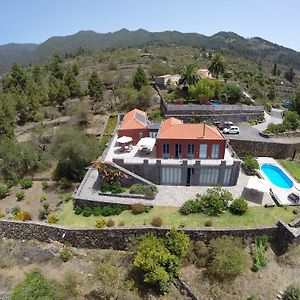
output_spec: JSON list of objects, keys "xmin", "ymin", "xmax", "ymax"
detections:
[{"xmin": 253, "ymin": 109, "xmax": 283, "ymax": 132}]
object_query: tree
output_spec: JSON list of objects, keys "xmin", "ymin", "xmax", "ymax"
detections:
[
  {"xmin": 208, "ymin": 53, "xmax": 225, "ymax": 79},
  {"xmin": 283, "ymin": 111, "xmax": 300, "ymax": 131},
  {"xmin": 48, "ymin": 54, "xmax": 64, "ymax": 80},
  {"xmin": 223, "ymin": 83, "xmax": 243, "ymax": 104},
  {"xmin": 284, "ymin": 67, "xmax": 296, "ymax": 83},
  {"xmin": 180, "ymin": 64, "xmax": 199, "ymax": 86},
  {"xmin": 133, "ymin": 234, "xmax": 180, "ymax": 293},
  {"xmin": 51, "ymin": 127, "xmax": 99, "ymax": 181},
  {"xmin": 0, "ymin": 93, "xmax": 16, "ymax": 137},
  {"xmin": 164, "ymin": 228, "xmax": 190, "ymax": 259},
  {"xmin": 88, "ymin": 71, "xmax": 104, "ymax": 101},
  {"xmin": 133, "ymin": 65, "xmax": 148, "ymax": 91},
  {"xmin": 272, "ymin": 61, "xmax": 278, "ymax": 76},
  {"xmin": 11, "ymin": 268, "xmax": 63, "ymax": 300},
  {"xmin": 267, "ymin": 85, "xmax": 276, "ymax": 100},
  {"xmin": 292, "ymin": 90, "xmax": 300, "ymax": 114},
  {"xmin": 190, "ymin": 78, "xmax": 222, "ymax": 103},
  {"xmin": 64, "ymin": 68, "xmax": 82, "ymax": 98}
]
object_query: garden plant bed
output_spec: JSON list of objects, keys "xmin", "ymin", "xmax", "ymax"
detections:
[{"xmin": 98, "ymin": 191, "xmax": 150, "ymax": 200}]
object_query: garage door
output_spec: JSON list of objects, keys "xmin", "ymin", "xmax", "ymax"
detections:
[
  {"xmin": 199, "ymin": 168, "xmax": 219, "ymax": 185},
  {"xmin": 161, "ymin": 167, "xmax": 182, "ymax": 185}
]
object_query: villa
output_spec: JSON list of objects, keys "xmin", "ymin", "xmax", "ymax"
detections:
[{"xmin": 106, "ymin": 109, "xmax": 241, "ymax": 186}]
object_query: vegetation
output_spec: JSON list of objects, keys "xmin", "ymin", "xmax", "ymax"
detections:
[
  {"xmin": 100, "ymin": 182, "xmax": 125, "ymax": 194},
  {"xmin": 95, "ymin": 218, "xmax": 106, "ymax": 228},
  {"xmin": 284, "ymin": 284, "xmax": 300, "ymax": 300},
  {"xmin": 208, "ymin": 236, "xmax": 250, "ymax": 280},
  {"xmin": 59, "ymin": 249, "xmax": 72, "ymax": 262},
  {"xmin": 230, "ymin": 198, "xmax": 248, "ymax": 215},
  {"xmin": 58, "ymin": 201, "xmax": 296, "ymax": 228},
  {"xmin": 208, "ymin": 53, "xmax": 225, "ymax": 79},
  {"xmin": 19, "ymin": 178, "xmax": 33, "ymax": 189},
  {"xmin": 279, "ymin": 160, "xmax": 300, "ymax": 182},
  {"xmin": 180, "ymin": 64, "xmax": 199, "ymax": 86},
  {"xmin": 243, "ymin": 155, "xmax": 259, "ymax": 174},
  {"xmin": 133, "ymin": 65, "xmax": 148, "ymax": 91},
  {"xmin": 74, "ymin": 203, "xmax": 124, "ymax": 218},
  {"xmin": 133, "ymin": 230, "xmax": 189, "ymax": 293},
  {"xmin": 252, "ymin": 235, "xmax": 269, "ymax": 272},
  {"xmin": 11, "ymin": 268, "xmax": 62, "ymax": 300},
  {"xmin": 151, "ymin": 216, "xmax": 163, "ymax": 227},
  {"xmin": 15, "ymin": 191, "xmax": 25, "ymax": 201}
]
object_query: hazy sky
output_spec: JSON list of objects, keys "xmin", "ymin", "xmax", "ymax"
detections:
[{"xmin": 1, "ymin": 0, "xmax": 299, "ymax": 51}]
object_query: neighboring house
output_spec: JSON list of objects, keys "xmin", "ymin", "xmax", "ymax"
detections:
[
  {"xmin": 197, "ymin": 68, "xmax": 213, "ymax": 79},
  {"xmin": 156, "ymin": 117, "xmax": 226, "ymax": 159},
  {"xmin": 154, "ymin": 74, "xmax": 181, "ymax": 89},
  {"xmin": 118, "ymin": 109, "xmax": 160, "ymax": 144}
]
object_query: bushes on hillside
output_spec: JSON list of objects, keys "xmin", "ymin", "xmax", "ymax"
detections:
[
  {"xmin": 252, "ymin": 235, "xmax": 269, "ymax": 272},
  {"xmin": 208, "ymin": 236, "xmax": 250, "ymax": 281},
  {"xmin": 19, "ymin": 178, "xmax": 33, "ymax": 189},
  {"xmin": 284, "ymin": 284, "xmax": 300, "ymax": 300},
  {"xmin": 0, "ymin": 185, "xmax": 9, "ymax": 199},
  {"xmin": 133, "ymin": 229, "xmax": 190, "ymax": 293}
]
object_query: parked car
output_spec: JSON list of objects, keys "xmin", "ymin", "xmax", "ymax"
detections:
[
  {"xmin": 223, "ymin": 126, "xmax": 240, "ymax": 134},
  {"xmin": 213, "ymin": 121, "xmax": 225, "ymax": 130},
  {"xmin": 224, "ymin": 121, "xmax": 233, "ymax": 128}
]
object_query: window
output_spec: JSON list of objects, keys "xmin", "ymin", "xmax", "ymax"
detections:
[
  {"xmin": 175, "ymin": 144, "xmax": 182, "ymax": 159},
  {"xmin": 199, "ymin": 168, "xmax": 219, "ymax": 185},
  {"xmin": 161, "ymin": 167, "xmax": 182, "ymax": 185},
  {"xmin": 187, "ymin": 144, "xmax": 195, "ymax": 159},
  {"xmin": 223, "ymin": 168, "xmax": 232, "ymax": 185},
  {"xmin": 211, "ymin": 144, "xmax": 220, "ymax": 159},
  {"xmin": 162, "ymin": 144, "xmax": 170, "ymax": 159},
  {"xmin": 199, "ymin": 144, "xmax": 208, "ymax": 159},
  {"xmin": 149, "ymin": 132, "xmax": 157, "ymax": 138}
]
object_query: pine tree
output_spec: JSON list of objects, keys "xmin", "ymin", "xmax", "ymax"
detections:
[
  {"xmin": 133, "ymin": 66, "xmax": 148, "ymax": 91},
  {"xmin": 64, "ymin": 69, "xmax": 82, "ymax": 98},
  {"xmin": 88, "ymin": 71, "xmax": 104, "ymax": 101},
  {"xmin": 272, "ymin": 61, "xmax": 277, "ymax": 76}
]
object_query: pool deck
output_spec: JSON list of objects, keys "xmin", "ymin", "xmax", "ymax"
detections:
[{"xmin": 257, "ymin": 157, "xmax": 300, "ymax": 206}]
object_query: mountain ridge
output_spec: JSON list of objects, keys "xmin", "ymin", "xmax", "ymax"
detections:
[{"xmin": 0, "ymin": 28, "xmax": 299, "ymax": 73}]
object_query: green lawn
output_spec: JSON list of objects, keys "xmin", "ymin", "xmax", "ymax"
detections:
[
  {"xmin": 103, "ymin": 116, "xmax": 118, "ymax": 135},
  {"xmin": 56, "ymin": 201, "xmax": 297, "ymax": 229},
  {"xmin": 279, "ymin": 160, "xmax": 300, "ymax": 182}
]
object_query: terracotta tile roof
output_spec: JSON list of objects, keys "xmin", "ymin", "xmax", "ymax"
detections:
[
  {"xmin": 120, "ymin": 109, "xmax": 148, "ymax": 130},
  {"xmin": 157, "ymin": 117, "xmax": 224, "ymax": 140}
]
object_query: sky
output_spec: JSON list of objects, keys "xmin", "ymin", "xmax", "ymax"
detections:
[{"xmin": 0, "ymin": 0, "xmax": 300, "ymax": 51}]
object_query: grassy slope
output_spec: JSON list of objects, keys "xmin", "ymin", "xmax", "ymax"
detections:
[
  {"xmin": 57, "ymin": 201, "xmax": 296, "ymax": 229},
  {"xmin": 279, "ymin": 160, "xmax": 300, "ymax": 182}
]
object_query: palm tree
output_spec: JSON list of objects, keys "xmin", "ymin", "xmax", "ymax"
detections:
[
  {"xmin": 208, "ymin": 54, "xmax": 225, "ymax": 79},
  {"xmin": 180, "ymin": 64, "xmax": 200, "ymax": 86}
]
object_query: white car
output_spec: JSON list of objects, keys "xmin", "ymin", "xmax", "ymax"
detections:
[{"xmin": 223, "ymin": 126, "xmax": 240, "ymax": 134}]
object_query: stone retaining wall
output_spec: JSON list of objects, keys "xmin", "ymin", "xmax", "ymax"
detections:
[{"xmin": 230, "ymin": 139, "xmax": 300, "ymax": 159}]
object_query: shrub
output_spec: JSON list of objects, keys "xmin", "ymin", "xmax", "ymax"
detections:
[
  {"xmin": 14, "ymin": 210, "xmax": 32, "ymax": 221},
  {"xmin": 58, "ymin": 178, "xmax": 72, "ymax": 189},
  {"xmin": 47, "ymin": 215, "xmax": 59, "ymax": 224},
  {"xmin": 0, "ymin": 210, "xmax": 6, "ymax": 218},
  {"xmin": 243, "ymin": 155, "xmax": 259, "ymax": 174},
  {"xmin": 101, "ymin": 204, "xmax": 124, "ymax": 216},
  {"xmin": 93, "ymin": 206, "xmax": 103, "ymax": 216},
  {"xmin": 101, "ymin": 182, "xmax": 124, "ymax": 194},
  {"xmin": 209, "ymin": 236, "xmax": 250, "ymax": 281},
  {"xmin": 95, "ymin": 218, "xmax": 106, "ymax": 228},
  {"xmin": 131, "ymin": 203, "xmax": 145, "ymax": 214},
  {"xmin": 164, "ymin": 228, "xmax": 190, "ymax": 259},
  {"xmin": 0, "ymin": 185, "xmax": 9, "ymax": 199},
  {"xmin": 204, "ymin": 219, "xmax": 213, "ymax": 227},
  {"xmin": 180, "ymin": 199, "xmax": 201, "ymax": 215},
  {"xmin": 15, "ymin": 191, "xmax": 25, "ymax": 201},
  {"xmin": 82, "ymin": 207, "xmax": 93, "ymax": 217},
  {"xmin": 118, "ymin": 221, "xmax": 125, "ymax": 226},
  {"xmin": 11, "ymin": 268, "xmax": 62, "ymax": 300},
  {"xmin": 186, "ymin": 241, "xmax": 209, "ymax": 267},
  {"xmin": 40, "ymin": 194, "xmax": 47, "ymax": 202},
  {"xmin": 42, "ymin": 180, "xmax": 49, "ymax": 190},
  {"xmin": 129, "ymin": 184, "xmax": 157, "ymax": 197},
  {"xmin": 106, "ymin": 219, "xmax": 115, "ymax": 227},
  {"xmin": 151, "ymin": 216, "xmax": 163, "ymax": 227},
  {"xmin": 230, "ymin": 198, "xmax": 248, "ymax": 215},
  {"xmin": 5, "ymin": 180, "xmax": 14, "ymax": 189},
  {"xmin": 60, "ymin": 250, "xmax": 72, "ymax": 262},
  {"xmin": 74, "ymin": 206, "xmax": 83, "ymax": 215},
  {"xmin": 252, "ymin": 235, "xmax": 268, "ymax": 272},
  {"xmin": 19, "ymin": 178, "xmax": 33, "ymax": 189},
  {"xmin": 62, "ymin": 193, "xmax": 72, "ymax": 202},
  {"xmin": 39, "ymin": 208, "xmax": 48, "ymax": 220},
  {"xmin": 284, "ymin": 284, "xmax": 300, "ymax": 300},
  {"xmin": 11, "ymin": 206, "xmax": 20, "ymax": 215},
  {"xmin": 144, "ymin": 189, "xmax": 156, "ymax": 199}
]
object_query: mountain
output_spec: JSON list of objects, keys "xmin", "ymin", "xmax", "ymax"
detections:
[
  {"xmin": 0, "ymin": 43, "xmax": 38, "ymax": 72},
  {"xmin": 1, "ymin": 29, "xmax": 300, "ymax": 73}
]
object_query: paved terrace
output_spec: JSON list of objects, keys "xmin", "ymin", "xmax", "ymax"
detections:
[
  {"xmin": 105, "ymin": 132, "xmax": 235, "ymax": 166},
  {"xmin": 74, "ymin": 167, "xmax": 274, "ymax": 207}
]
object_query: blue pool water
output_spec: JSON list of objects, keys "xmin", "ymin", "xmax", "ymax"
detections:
[{"xmin": 261, "ymin": 164, "xmax": 294, "ymax": 189}]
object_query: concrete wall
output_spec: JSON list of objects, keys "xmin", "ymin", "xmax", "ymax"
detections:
[
  {"xmin": 230, "ymin": 139, "xmax": 300, "ymax": 159},
  {"xmin": 113, "ymin": 158, "xmax": 241, "ymax": 186},
  {"xmin": 117, "ymin": 128, "xmax": 150, "ymax": 145}
]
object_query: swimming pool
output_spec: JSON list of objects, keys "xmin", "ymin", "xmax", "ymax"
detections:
[{"xmin": 261, "ymin": 164, "xmax": 294, "ymax": 189}]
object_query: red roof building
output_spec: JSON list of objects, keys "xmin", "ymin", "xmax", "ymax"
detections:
[
  {"xmin": 118, "ymin": 109, "xmax": 150, "ymax": 144},
  {"xmin": 156, "ymin": 117, "xmax": 226, "ymax": 159}
]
